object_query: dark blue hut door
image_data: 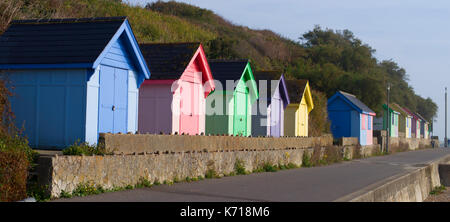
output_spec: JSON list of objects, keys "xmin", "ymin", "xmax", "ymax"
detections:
[{"xmin": 98, "ymin": 66, "xmax": 128, "ymax": 134}]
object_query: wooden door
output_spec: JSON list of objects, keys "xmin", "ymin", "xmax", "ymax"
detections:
[
  {"xmin": 98, "ymin": 66, "xmax": 128, "ymax": 134},
  {"xmin": 113, "ymin": 68, "xmax": 128, "ymax": 134},
  {"xmin": 233, "ymin": 90, "xmax": 247, "ymax": 136},
  {"xmin": 270, "ymin": 97, "xmax": 282, "ymax": 137},
  {"xmin": 298, "ymin": 103, "xmax": 308, "ymax": 136},
  {"xmin": 179, "ymin": 79, "xmax": 201, "ymax": 135}
]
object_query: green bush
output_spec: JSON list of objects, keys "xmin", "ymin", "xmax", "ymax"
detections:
[
  {"xmin": 262, "ymin": 163, "xmax": 278, "ymax": 172},
  {"xmin": 302, "ymin": 152, "xmax": 312, "ymax": 168},
  {"xmin": 62, "ymin": 141, "xmax": 107, "ymax": 156},
  {"xmin": 71, "ymin": 182, "xmax": 102, "ymax": 197},
  {"xmin": 234, "ymin": 159, "xmax": 247, "ymax": 175},
  {"xmin": 27, "ymin": 184, "xmax": 50, "ymax": 202},
  {"xmin": 205, "ymin": 169, "xmax": 218, "ymax": 179},
  {"xmin": 308, "ymin": 90, "xmax": 331, "ymax": 137}
]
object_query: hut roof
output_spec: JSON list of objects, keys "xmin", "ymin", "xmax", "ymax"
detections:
[
  {"xmin": 139, "ymin": 42, "xmax": 200, "ymax": 79},
  {"xmin": 338, "ymin": 91, "xmax": 375, "ymax": 115}
]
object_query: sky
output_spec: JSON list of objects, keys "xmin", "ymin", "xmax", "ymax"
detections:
[{"xmin": 128, "ymin": 0, "xmax": 450, "ymax": 140}]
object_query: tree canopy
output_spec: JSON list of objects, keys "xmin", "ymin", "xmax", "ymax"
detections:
[{"xmin": 287, "ymin": 26, "xmax": 436, "ymax": 121}]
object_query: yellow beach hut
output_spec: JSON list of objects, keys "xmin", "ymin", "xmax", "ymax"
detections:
[{"xmin": 284, "ymin": 80, "xmax": 314, "ymax": 137}]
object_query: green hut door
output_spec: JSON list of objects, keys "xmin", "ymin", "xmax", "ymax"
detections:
[{"xmin": 233, "ymin": 89, "xmax": 248, "ymax": 136}]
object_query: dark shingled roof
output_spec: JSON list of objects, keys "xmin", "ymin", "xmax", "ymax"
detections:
[
  {"xmin": 253, "ymin": 71, "xmax": 281, "ymax": 98},
  {"xmin": 208, "ymin": 59, "xmax": 249, "ymax": 88},
  {"xmin": 139, "ymin": 43, "xmax": 200, "ymax": 80},
  {"xmin": 285, "ymin": 79, "xmax": 308, "ymax": 104},
  {"xmin": 339, "ymin": 91, "xmax": 375, "ymax": 114},
  {"xmin": 0, "ymin": 17, "xmax": 126, "ymax": 65}
]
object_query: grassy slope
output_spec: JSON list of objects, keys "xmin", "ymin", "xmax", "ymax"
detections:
[
  {"xmin": 1, "ymin": 0, "xmax": 216, "ymax": 42},
  {"xmin": 147, "ymin": 1, "xmax": 305, "ymax": 71}
]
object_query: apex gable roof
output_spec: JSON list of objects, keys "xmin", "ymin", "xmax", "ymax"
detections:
[
  {"xmin": 0, "ymin": 17, "xmax": 150, "ymax": 79},
  {"xmin": 285, "ymin": 79, "xmax": 308, "ymax": 104},
  {"xmin": 253, "ymin": 71, "xmax": 290, "ymax": 107},
  {"xmin": 383, "ymin": 104, "xmax": 400, "ymax": 114},
  {"xmin": 208, "ymin": 59, "xmax": 249, "ymax": 87},
  {"xmin": 415, "ymin": 112, "xmax": 428, "ymax": 123},
  {"xmin": 139, "ymin": 42, "xmax": 201, "ymax": 79},
  {"xmin": 390, "ymin": 103, "xmax": 411, "ymax": 117},
  {"xmin": 403, "ymin": 107, "xmax": 421, "ymax": 121},
  {"xmin": 209, "ymin": 59, "xmax": 259, "ymax": 102},
  {"xmin": 330, "ymin": 91, "xmax": 375, "ymax": 115}
]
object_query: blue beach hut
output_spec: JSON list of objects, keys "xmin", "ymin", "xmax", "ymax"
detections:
[
  {"xmin": 0, "ymin": 17, "xmax": 150, "ymax": 149},
  {"xmin": 327, "ymin": 91, "xmax": 376, "ymax": 145}
]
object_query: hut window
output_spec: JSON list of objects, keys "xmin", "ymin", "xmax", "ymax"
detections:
[{"xmin": 368, "ymin": 116, "xmax": 372, "ymax": 130}]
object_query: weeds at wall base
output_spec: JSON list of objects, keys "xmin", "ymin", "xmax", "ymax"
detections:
[
  {"xmin": 26, "ymin": 183, "xmax": 50, "ymax": 202},
  {"xmin": 429, "ymin": 185, "xmax": 446, "ymax": 195},
  {"xmin": 205, "ymin": 169, "xmax": 219, "ymax": 179},
  {"xmin": 56, "ymin": 175, "xmax": 207, "ymax": 201}
]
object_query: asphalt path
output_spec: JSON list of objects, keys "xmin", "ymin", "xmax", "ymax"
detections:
[{"xmin": 55, "ymin": 148, "xmax": 450, "ymax": 202}]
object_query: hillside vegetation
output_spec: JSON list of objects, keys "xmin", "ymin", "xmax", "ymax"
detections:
[{"xmin": 0, "ymin": 0, "xmax": 437, "ymax": 125}]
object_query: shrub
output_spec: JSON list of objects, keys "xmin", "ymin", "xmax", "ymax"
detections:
[
  {"xmin": 301, "ymin": 151, "xmax": 312, "ymax": 168},
  {"xmin": 234, "ymin": 159, "xmax": 247, "ymax": 175},
  {"xmin": 0, "ymin": 75, "xmax": 35, "ymax": 202},
  {"xmin": 62, "ymin": 141, "xmax": 107, "ymax": 156},
  {"xmin": 26, "ymin": 183, "xmax": 50, "ymax": 202},
  {"xmin": 71, "ymin": 182, "xmax": 102, "ymax": 197},
  {"xmin": 309, "ymin": 90, "xmax": 331, "ymax": 137},
  {"xmin": 135, "ymin": 177, "xmax": 152, "ymax": 188},
  {"xmin": 0, "ymin": 133, "xmax": 34, "ymax": 202},
  {"xmin": 205, "ymin": 169, "xmax": 218, "ymax": 179},
  {"xmin": 0, "ymin": 147, "xmax": 29, "ymax": 201},
  {"xmin": 262, "ymin": 163, "xmax": 278, "ymax": 172},
  {"xmin": 430, "ymin": 185, "xmax": 446, "ymax": 195}
]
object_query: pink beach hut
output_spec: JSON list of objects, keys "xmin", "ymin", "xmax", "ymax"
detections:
[{"xmin": 138, "ymin": 43, "xmax": 215, "ymax": 135}]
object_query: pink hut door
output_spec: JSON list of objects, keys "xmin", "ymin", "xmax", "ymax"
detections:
[{"xmin": 179, "ymin": 72, "xmax": 202, "ymax": 135}]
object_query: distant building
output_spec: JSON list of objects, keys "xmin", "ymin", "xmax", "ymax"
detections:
[
  {"xmin": 415, "ymin": 113, "xmax": 429, "ymax": 139},
  {"xmin": 403, "ymin": 108, "xmax": 421, "ymax": 139},
  {"xmin": 327, "ymin": 91, "xmax": 376, "ymax": 145},
  {"xmin": 390, "ymin": 103, "xmax": 412, "ymax": 138}
]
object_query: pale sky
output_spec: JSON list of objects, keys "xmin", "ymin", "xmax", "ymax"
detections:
[{"xmin": 128, "ymin": 0, "xmax": 450, "ymax": 140}]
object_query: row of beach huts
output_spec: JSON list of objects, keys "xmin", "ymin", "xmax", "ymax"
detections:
[{"xmin": 0, "ymin": 17, "xmax": 431, "ymax": 149}]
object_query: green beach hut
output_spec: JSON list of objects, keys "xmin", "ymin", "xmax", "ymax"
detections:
[
  {"xmin": 383, "ymin": 104, "xmax": 400, "ymax": 138},
  {"xmin": 206, "ymin": 59, "xmax": 259, "ymax": 136}
]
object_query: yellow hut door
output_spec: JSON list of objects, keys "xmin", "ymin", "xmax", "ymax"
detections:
[{"xmin": 298, "ymin": 102, "xmax": 308, "ymax": 137}]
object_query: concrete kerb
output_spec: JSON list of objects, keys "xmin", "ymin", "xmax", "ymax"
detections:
[{"xmin": 334, "ymin": 153, "xmax": 450, "ymax": 202}]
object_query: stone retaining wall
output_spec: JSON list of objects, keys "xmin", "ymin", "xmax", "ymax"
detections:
[
  {"xmin": 339, "ymin": 137, "xmax": 359, "ymax": 146},
  {"xmin": 373, "ymin": 130, "xmax": 432, "ymax": 151},
  {"xmin": 100, "ymin": 133, "xmax": 333, "ymax": 154},
  {"xmin": 388, "ymin": 137, "xmax": 431, "ymax": 150},
  {"xmin": 46, "ymin": 144, "xmax": 381, "ymax": 197}
]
